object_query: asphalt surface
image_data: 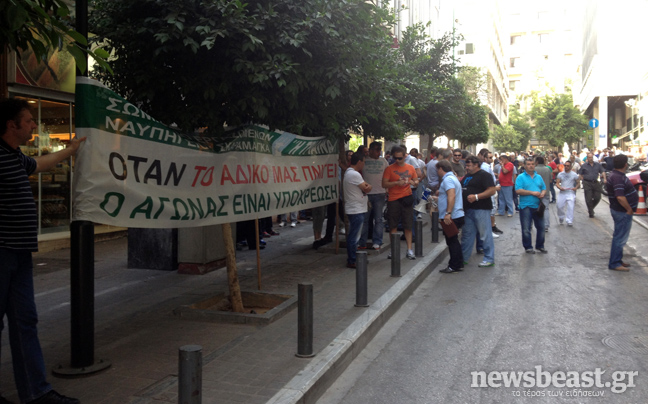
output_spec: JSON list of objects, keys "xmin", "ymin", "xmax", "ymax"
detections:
[{"xmin": 318, "ymin": 195, "xmax": 648, "ymax": 404}]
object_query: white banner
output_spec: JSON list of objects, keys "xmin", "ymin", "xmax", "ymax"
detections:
[{"xmin": 73, "ymin": 78, "xmax": 339, "ymax": 228}]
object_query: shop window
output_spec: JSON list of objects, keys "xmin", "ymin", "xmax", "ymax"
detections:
[
  {"xmin": 16, "ymin": 97, "xmax": 74, "ymax": 234},
  {"xmin": 465, "ymin": 43, "xmax": 475, "ymax": 54}
]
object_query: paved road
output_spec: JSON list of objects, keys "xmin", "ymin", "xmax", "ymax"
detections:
[{"xmin": 318, "ymin": 195, "xmax": 648, "ymax": 404}]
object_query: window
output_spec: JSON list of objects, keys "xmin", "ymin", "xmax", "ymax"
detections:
[
  {"xmin": 509, "ymin": 80, "xmax": 519, "ymax": 91},
  {"xmin": 510, "ymin": 57, "xmax": 519, "ymax": 68},
  {"xmin": 510, "ymin": 35, "xmax": 521, "ymax": 45},
  {"xmin": 538, "ymin": 33, "xmax": 549, "ymax": 43},
  {"xmin": 465, "ymin": 43, "xmax": 474, "ymax": 54}
]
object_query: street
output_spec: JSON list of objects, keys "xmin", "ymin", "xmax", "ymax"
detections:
[{"xmin": 318, "ymin": 194, "xmax": 648, "ymax": 404}]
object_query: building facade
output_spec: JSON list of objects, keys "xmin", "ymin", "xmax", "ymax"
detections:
[
  {"xmin": 578, "ymin": 0, "xmax": 647, "ymax": 154},
  {"xmin": 504, "ymin": 0, "xmax": 582, "ymax": 151}
]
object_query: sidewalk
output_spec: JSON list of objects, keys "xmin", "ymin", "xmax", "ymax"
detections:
[{"xmin": 0, "ymin": 218, "xmax": 447, "ymax": 404}]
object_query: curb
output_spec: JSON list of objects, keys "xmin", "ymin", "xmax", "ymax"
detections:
[{"xmin": 266, "ymin": 242, "xmax": 449, "ymax": 404}]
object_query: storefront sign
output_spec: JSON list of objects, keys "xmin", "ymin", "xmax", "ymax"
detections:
[{"xmin": 72, "ymin": 78, "xmax": 339, "ymax": 228}]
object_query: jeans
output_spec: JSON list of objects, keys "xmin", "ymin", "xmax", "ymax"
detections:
[
  {"xmin": 519, "ymin": 207, "xmax": 545, "ymax": 250},
  {"xmin": 541, "ymin": 194, "xmax": 550, "ymax": 228},
  {"xmin": 550, "ymin": 179, "xmax": 556, "ymax": 202},
  {"xmin": 609, "ymin": 209, "xmax": 633, "ymax": 269},
  {"xmin": 444, "ymin": 216, "xmax": 465, "ymax": 269},
  {"xmin": 497, "ymin": 186, "xmax": 515, "ymax": 215},
  {"xmin": 0, "ymin": 249, "xmax": 52, "ymax": 403},
  {"xmin": 346, "ymin": 213, "xmax": 364, "ymax": 265},
  {"xmin": 583, "ymin": 180, "xmax": 602, "ymax": 215},
  {"xmin": 360, "ymin": 194, "xmax": 386, "ymax": 247},
  {"xmin": 461, "ymin": 209, "xmax": 494, "ymax": 263}
]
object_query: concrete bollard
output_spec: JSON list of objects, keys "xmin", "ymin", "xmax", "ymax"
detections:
[
  {"xmin": 179, "ymin": 345, "xmax": 202, "ymax": 404},
  {"xmin": 390, "ymin": 233, "xmax": 401, "ymax": 277},
  {"xmin": 431, "ymin": 211, "xmax": 439, "ymax": 243},
  {"xmin": 355, "ymin": 252, "xmax": 369, "ymax": 307},
  {"xmin": 296, "ymin": 283, "xmax": 315, "ymax": 358},
  {"xmin": 414, "ymin": 219, "xmax": 423, "ymax": 257}
]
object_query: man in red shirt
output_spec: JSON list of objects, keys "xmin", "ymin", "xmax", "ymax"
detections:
[
  {"xmin": 496, "ymin": 154, "xmax": 515, "ymax": 216},
  {"xmin": 547, "ymin": 153, "xmax": 559, "ymax": 203},
  {"xmin": 382, "ymin": 146, "xmax": 419, "ymax": 260}
]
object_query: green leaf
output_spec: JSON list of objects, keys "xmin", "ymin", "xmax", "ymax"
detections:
[
  {"xmin": 67, "ymin": 44, "xmax": 87, "ymax": 73},
  {"xmin": 67, "ymin": 30, "xmax": 88, "ymax": 45}
]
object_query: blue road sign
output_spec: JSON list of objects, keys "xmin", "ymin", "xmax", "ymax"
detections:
[{"xmin": 589, "ymin": 118, "xmax": 599, "ymax": 129}]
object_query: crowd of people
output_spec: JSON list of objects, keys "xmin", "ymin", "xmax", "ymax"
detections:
[{"xmin": 336, "ymin": 142, "xmax": 641, "ymax": 274}]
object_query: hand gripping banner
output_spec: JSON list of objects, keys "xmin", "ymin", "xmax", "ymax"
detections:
[{"xmin": 72, "ymin": 77, "xmax": 339, "ymax": 228}]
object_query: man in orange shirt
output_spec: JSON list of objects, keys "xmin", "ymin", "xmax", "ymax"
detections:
[{"xmin": 382, "ymin": 146, "xmax": 419, "ymax": 260}]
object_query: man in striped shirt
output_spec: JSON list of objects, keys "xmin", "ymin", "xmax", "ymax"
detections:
[{"xmin": 1, "ymin": 98, "xmax": 85, "ymax": 404}]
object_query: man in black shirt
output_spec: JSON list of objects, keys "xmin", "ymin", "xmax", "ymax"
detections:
[
  {"xmin": 606, "ymin": 154, "xmax": 638, "ymax": 271},
  {"xmin": 1, "ymin": 98, "xmax": 84, "ymax": 404},
  {"xmin": 579, "ymin": 153, "xmax": 606, "ymax": 218},
  {"xmin": 460, "ymin": 156, "xmax": 497, "ymax": 267}
]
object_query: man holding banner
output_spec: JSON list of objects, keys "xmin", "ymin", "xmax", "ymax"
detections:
[{"xmin": 1, "ymin": 98, "xmax": 82, "ymax": 404}]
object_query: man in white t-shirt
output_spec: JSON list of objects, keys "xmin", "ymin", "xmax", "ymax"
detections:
[
  {"xmin": 343, "ymin": 152, "xmax": 372, "ymax": 268},
  {"xmin": 359, "ymin": 142, "xmax": 389, "ymax": 250},
  {"xmin": 556, "ymin": 160, "xmax": 580, "ymax": 226}
]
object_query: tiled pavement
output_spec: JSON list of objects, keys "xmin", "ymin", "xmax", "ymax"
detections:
[{"xmin": 0, "ymin": 218, "xmax": 446, "ymax": 404}]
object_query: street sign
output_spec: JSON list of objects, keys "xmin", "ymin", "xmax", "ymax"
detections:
[
  {"xmin": 589, "ymin": 118, "xmax": 599, "ymax": 129},
  {"xmin": 599, "ymin": 134, "xmax": 606, "ymax": 138}
]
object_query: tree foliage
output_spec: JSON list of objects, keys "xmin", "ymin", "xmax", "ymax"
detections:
[
  {"xmin": 0, "ymin": 0, "xmax": 110, "ymax": 73},
  {"xmin": 90, "ymin": 0, "xmax": 404, "ymax": 138},
  {"xmin": 530, "ymin": 93, "xmax": 588, "ymax": 148}
]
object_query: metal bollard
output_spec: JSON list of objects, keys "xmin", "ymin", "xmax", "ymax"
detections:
[
  {"xmin": 296, "ymin": 283, "xmax": 315, "ymax": 358},
  {"xmin": 431, "ymin": 211, "xmax": 439, "ymax": 243},
  {"xmin": 415, "ymin": 219, "xmax": 423, "ymax": 257},
  {"xmin": 355, "ymin": 252, "xmax": 369, "ymax": 307},
  {"xmin": 390, "ymin": 233, "xmax": 401, "ymax": 277},
  {"xmin": 179, "ymin": 345, "xmax": 202, "ymax": 404}
]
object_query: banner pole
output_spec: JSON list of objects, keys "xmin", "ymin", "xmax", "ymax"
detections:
[
  {"xmin": 335, "ymin": 202, "xmax": 340, "ymax": 255},
  {"xmin": 255, "ymin": 218, "xmax": 262, "ymax": 290}
]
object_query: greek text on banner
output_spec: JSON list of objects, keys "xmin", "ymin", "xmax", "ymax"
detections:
[{"xmin": 72, "ymin": 77, "xmax": 339, "ymax": 228}]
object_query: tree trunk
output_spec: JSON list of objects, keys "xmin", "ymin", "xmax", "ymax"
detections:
[
  {"xmin": 426, "ymin": 133, "xmax": 435, "ymax": 156},
  {"xmin": 221, "ymin": 222, "xmax": 245, "ymax": 313}
]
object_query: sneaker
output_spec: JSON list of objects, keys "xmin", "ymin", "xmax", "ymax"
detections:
[
  {"xmin": 478, "ymin": 261, "xmax": 494, "ymax": 267},
  {"xmin": 536, "ymin": 248, "xmax": 548, "ymax": 254},
  {"xmin": 494, "ymin": 213, "xmax": 503, "ymax": 216},
  {"xmin": 372, "ymin": 244, "xmax": 381, "ymax": 250},
  {"xmin": 545, "ymin": 227, "xmax": 549, "ymax": 232},
  {"xmin": 463, "ymin": 261, "xmax": 469, "ymax": 266},
  {"xmin": 269, "ymin": 230, "xmax": 280, "ymax": 236},
  {"xmin": 492, "ymin": 232, "xmax": 500, "ymax": 238},
  {"xmin": 525, "ymin": 249, "xmax": 535, "ymax": 254},
  {"xmin": 29, "ymin": 390, "xmax": 80, "ymax": 404},
  {"xmin": 339, "ymin": 228, "xmax": 346, "ymax": 235},
  {"xmin": 567, "ymin": 222, "xmax": 573, "ymax": 227},
  {"xmin": 357, "ymin": 246, "xmax": 367, "ymax": 250},
  {"xmin": 492, "ymin": 226, "xmax": 504, "ymax": 234},
  {"xmin": 406, "ymin": 252, "xmax": 416, "ymax": 260},
  {"xmin": 476, "ymin": 249, "xmax": 484, "ymax": 254},
  {"xmin": 261, "ymin": 231, "xmax": 271, "ymax": 238},
  {"xmin": 440, "ymin": 266, "xmax": 460, "ymax": 273},
  {"xmin": 507, "ymin": 214, "xmax": 513, "ymax": 217},
  {"xmin": 290, "ymin": 221, "xmax": 297, "ymax": 227},
  {"xmin": 387, "ymin": 253, "xmax": 392, "ymax": 259},
  {"xmin": 559, "ymin": 219, "xmax": 564, "ymax": 225},
  {"xmin": 279, "ymin": 221, "xmax": 286, "ymax": 227}
]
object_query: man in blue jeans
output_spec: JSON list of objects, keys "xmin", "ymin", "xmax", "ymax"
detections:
[
  {"xmin": 515, "ymin": 158, "xmax": 547, "ymax": 254},
  {"xmin": 606, "ymin": 154, "xmax": 638, "ymax": 271},
  {"xmin": 343, "ymin": 152, "xmax": 372, "ymax": 269},
  {"xmin": 460, "ymin": 156, "xmax": 497, "ymax": 267},
  {"xmin": 358, "ymin": 142, "xmax": 388, "ymax": 250},
  {"xmin": 1, "ymin": 98, "xmax": 82, "ymax": 404}
]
